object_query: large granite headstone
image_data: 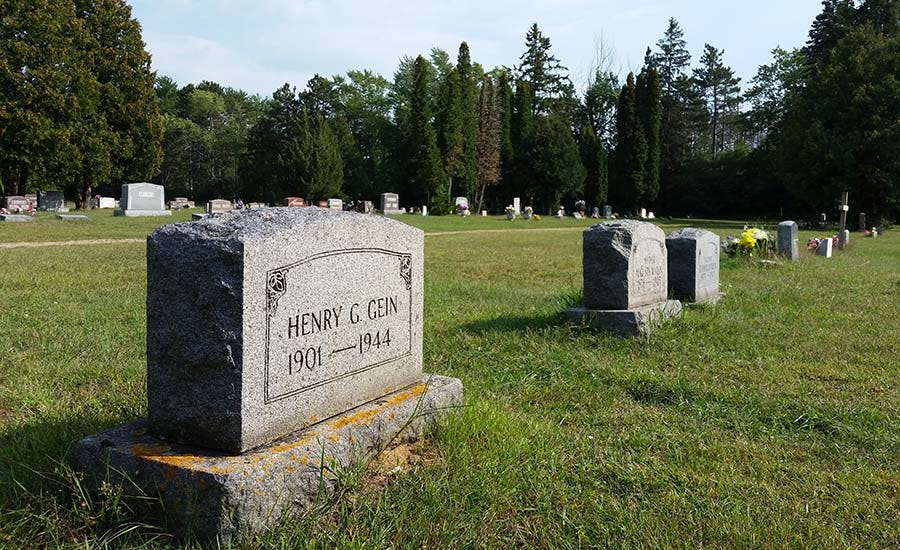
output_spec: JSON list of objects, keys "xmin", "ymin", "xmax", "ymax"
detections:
[
  {"xmin": 76, "ymin": 208, "xmax": 462, "ymax": 542},
  {"xmin": 777, "ymin": 221, "xmax": 800, "ymax": 261},
  {"xmin": 380, "ymin": 193, "xmax": 401, "ymax": 215},
  {"xmin": 37, "ymin": 191, "xmax": 68, "ymax": 212},
  {"xmin": 666, "ymin": 228, "xmax": 723, "ymax": 304},
  {"xmin": 115, "ymin": 182, "xmax": 172, "ymax": 217},
  {"xmin": 513, "ymin": 197, "xmax": 521, "ymax": 215},
  {"xmin": 564, "ymin": 220, "xmax": 681, "ymax": 337}
]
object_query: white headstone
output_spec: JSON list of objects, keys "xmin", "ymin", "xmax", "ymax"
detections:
[{"xmin": 513, "ymin": 197, "xmax": 521, "ymax": 215}]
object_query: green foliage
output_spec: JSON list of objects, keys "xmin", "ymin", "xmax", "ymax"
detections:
[
  {"xmin": 613, "ymin": 73, "xmax": 647, "ymax": 210},
  {"xmin": 455, "ymin": 43, "xmax": 480, "ymax": 199},
  {"xmin": 526, "ymin": 115, "xmax": 585, "ymax": 213},
  {"xmin": 693, "ymin": 44, "xmax": 741, "ymax": 157},
  {"xmin": 497, "ymin": 72, "xmax": 515, "ymax": 198},
  {"xmin": 636, "ymin": 53, "xmax": 661, "ymax": 204},
  {"xmin": 0, "ymin": 0, "xmax": 160, "ymax": 202},
  {"xmin": 408, "ymin": 56, "xmax": 448, "ymax": 213},
  {"xmin": 517, "ymin": 23, "xmax": 575, "ymax": 117},
  {"xmin": 777, "ymin": 22, "xmax": 900, "ymax": 220},
  {"xmin": 579, "ymin": 126, "xmax": 608, "ymax": 207}
]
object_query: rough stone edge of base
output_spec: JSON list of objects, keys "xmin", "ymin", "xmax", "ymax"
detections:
[
  {"xmin": 113, "ymin": 210, "xmax": 174, "ymax": 217},
  {"xmin": 562, "ymin": 300, "xmax": 683, "ymax": 338},
  {"xmin": 75, "ymin": 374, "xmax": 463, "ymax": 544},
  {"xmin": 682, "ymin": 292, "xmax": 726, "ymax": 307}
]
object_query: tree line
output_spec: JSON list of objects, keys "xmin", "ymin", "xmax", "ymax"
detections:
[{"xmin": 2, "ymin": 1, "xmax": 898, "ymax": 221}]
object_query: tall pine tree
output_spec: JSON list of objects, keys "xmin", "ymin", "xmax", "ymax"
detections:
[
  {"xmin": 517, "ymin": 23, "xmax": 574, "ymax": 116},
  {"xmin": 614, "ymin": 73, "xmax": 647, "ymax": 210},
  {"xmin": 408, "ymin": 55, "xmax": 448, "ymax": 213},
  {"xmin": 636, "ymin": 50, "xmax": 662, "ymax": 204},
  {"xmin": 456, "ymin": 42, "xmax": 479, "ymax": 199}
]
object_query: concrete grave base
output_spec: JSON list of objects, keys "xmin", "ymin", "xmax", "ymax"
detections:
[
  {"xmin": 76, "ymin": 374, "xmax": 462, "ymax": 544},
  {"xmin": 57, "ymin": 214, "xmax": 89, "ymax": 221},
  {"xmin": 114, "ymin": 209, "xmax": 173, "ymax": 217},
  {"xmin": 563, "ymin": 300, "xmax": 683, "ymax": 338},
  {"xmin": 0, "ymin": 214, "xmax": 35, "ymax": 222},
  {"xmin": 683, "ymin": 292, "xmax": 725, "ymax": 307}
]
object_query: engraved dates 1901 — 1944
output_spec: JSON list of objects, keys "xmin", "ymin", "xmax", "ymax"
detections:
[{"xmin": 264, "ymin": 249, "xmax": 413, "ymax": 404}]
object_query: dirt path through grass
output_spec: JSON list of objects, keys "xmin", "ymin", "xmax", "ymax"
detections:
[
  {"xmin": 0, "ymin": 226, "xmax": 586, "ymax": 249},
  {"xmin": 0, "ymin": 238, "xmax": 145, "ymax": 249}
]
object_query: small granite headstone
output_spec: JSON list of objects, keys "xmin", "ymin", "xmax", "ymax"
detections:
[
  {"xmin": 3, "ymin": 196, "xmax": 30, "ymax": 213},
  {"xmin": 97, "ymin": 197, "xmax": 116, "ymax": 209},
  {"xmin": 77, "ymin": 208, "xmax": 462, "ymax": 543},
  {"xmin": 513, "ymin": 197, "xmax": 521, "ymax": 215},
  {"xmin": 316, "ymin": 200, "xmax": 329, "ymax": 208},
  {"xmin": 285, "ymin": 197, "xmax": 306, "ymax": 207},
  {"xmin": 859, "ymin": 213, "xmax": 866, "ymax": 232},
  {"xmin": 840, "ymin": 229, "xmax": 850, "ymax": 247},
  {"xmin": 455, "ymin": 197, "xmax": 468, "ymax": 209},
  {"xmin": 38, "ymin": 191, "xmax": 68, "ymax": 212},
  {"xmin": 666, "ymin": 228, "xmax": 723, "ymax": 304},
  {"xmin": 328, "ymin": 198, "xmax": 343, "ymax": 211},
  {"xmin": 206, "ymin": 199, "xmax": 233, "ymax": 213},
  {"xmin": 591, "ymin": 207, "xmax": 600, "ymax": 218},
  {"xmin": 563, "ymin": 220, "xmax": 682, "ymax": 337},
  {"xmin": 380, "ymin": 193, "xmax": 401, "ymax": 215},
  {"xmin": 355, "ymin": 200, "xmax": 374, "ymax": 214},
  {"xmin": 603, "ymin": 205, "xmax": 612, "ymax": 218},
  {"xmin": 57, "ymin": 214, "xmax": 89, "ymax": 221},
  {"xmin": 115, "ymin": 183, "xmax": 172, "ymax": 217},
  {"xmin": 422, "ymin": 205, "xmax": 428, "ymax": 216},
  {"xmin": 639, "ymin": 208, "xmax": 647, "ymax": 219},
  {"xmin": 777, "ymin": 221, "xmax": 800, "ymax": 261},
  {"xmin": 818, "ymin": 237, "xmax": 833, "ymax": 258}
]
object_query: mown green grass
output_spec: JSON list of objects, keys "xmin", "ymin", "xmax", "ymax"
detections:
[{"xmin": 0, "ymin": 215, "xmax": 897, "ymax": 548}]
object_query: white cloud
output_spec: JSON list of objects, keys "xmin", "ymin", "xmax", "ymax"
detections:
[{"xmin": 143, "ymin": 31, "xmax": 311, "ymax": 95}]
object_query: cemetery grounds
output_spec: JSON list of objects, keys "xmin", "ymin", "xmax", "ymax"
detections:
[{"xmin": 0, "ymin": 210, "xmax": 897, "ymax": 548}]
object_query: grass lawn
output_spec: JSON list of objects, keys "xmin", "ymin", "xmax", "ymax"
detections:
[{"xmin": 0, "ymin": 213, "xmax": 897, "ymax": 548}]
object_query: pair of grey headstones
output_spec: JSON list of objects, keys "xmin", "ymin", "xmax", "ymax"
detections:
[{"xmin": 565, "ymin": 221, "xmax": 721, "ymax": 337}]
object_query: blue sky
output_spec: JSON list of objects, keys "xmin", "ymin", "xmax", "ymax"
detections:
[{"xmin": 132, "ymin": 0, "xmax": 824, "ymax": 97}]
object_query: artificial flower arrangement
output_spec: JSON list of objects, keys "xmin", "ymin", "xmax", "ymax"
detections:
[
  {"xmin": 864, "ymin": 227, "xmax": 879, "ymax": 237},
  {"xmin": 723, "ymin": 227, "xmax": 772, "ymax": 257},
  {"xmin": 523, "ymin": 206, "xmax": 534, "ymax": 220},
  {"xmin": 457, "ymin": 203, "xmax": 470, "ymax": 217},
  {"xmin": 505, "ymin": 205, "xmax": 516, "ymax": 221}
]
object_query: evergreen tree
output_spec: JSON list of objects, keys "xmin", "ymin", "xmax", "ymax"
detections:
[
  {"xmin": 510, "ymin": 79, "xmax": 533, "ymax": 195},
  {"xmin": 306, "ymin": 116, "xmax": 343, "ymax": 200},
  {"xmin": 497, "ymin": 71, "xmax": 515, "ymax": 201},
  {"xmin": 475, "ymin": 75, "xmax": 501, "ymax": 212},
  {"xmin": 653, "ymin": 18, "xmax": 692, "ymax": 195},
  {"xmin": 456, "ymin": 42, "xmax": 479, "ymax": 198},
  {"xmin": 527, "ymin": 115, "xmax": 585, "ymax": 213},
  {"xmin": 408, "ymin": 55, "xmax": 448, "ymax": 213},
  {"xmin": 636, "ymin": 51, "xmax": 662, "ymax": 203},
  {"xmin": 694, "ymin": 44, "xmax": 741, "ymax": 157},
  {"xmin": 614, "ymin": 73, "xmax": 647, "ymax": 209},
  {"xmin": 436, "ymin": 68, "xmax": 464, "ymax": 200},
  {"xmin": 579, "ymin": 126, "xmax": 608, "ymax": 207},
  {"xmin": 517, "ymin": 23, "xmax": 574, "ymax": 116},
  {"xmin": 804, "ymin": 0, "xmax": 858, "ymax": 68}
]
